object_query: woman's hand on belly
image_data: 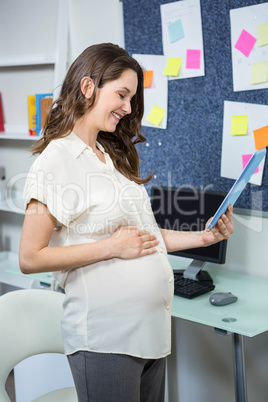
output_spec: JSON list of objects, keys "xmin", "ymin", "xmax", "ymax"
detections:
[{"xmin": 109, "ymin": 225, "xmax": 159, "ymax": 259}]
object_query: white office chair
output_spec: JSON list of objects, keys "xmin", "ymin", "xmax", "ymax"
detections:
[{"xmin": 0, "ymin": 289, "xmax": 78, "ymax": 402}]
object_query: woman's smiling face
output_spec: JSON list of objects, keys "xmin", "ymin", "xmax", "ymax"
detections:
[{"xmin": 89, "ymin": 68, "xmax": 138, "ymax": 134}]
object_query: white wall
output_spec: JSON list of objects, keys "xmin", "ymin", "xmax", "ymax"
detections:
[
  {"xmin": 226, "ymin": 210, "xmax": 268, "ymax": 277},
  {"xmin": 68, "ymin": 0, "xmax": 124, "ymax": 62}
]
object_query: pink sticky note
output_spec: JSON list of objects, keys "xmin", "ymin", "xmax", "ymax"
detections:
[
  {"xmin": 186, "ymin": 49, "xmax": 201, "ymax": 69},
  {"xmin": 242, "ymin": 154, "xmax": 259, "ymax": 174},
  {"xmin": 235, "ymin": 29, "xmax": 256, "ymax": 57}
]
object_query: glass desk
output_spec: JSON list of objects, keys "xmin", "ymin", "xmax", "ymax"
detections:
[
  {"xmin": 168, "ymin": 255, "xmax": 268, "ymax": 402},
  {"xmin": 0, "ymin": 251, "xmax": 53, "ymax": 289}
]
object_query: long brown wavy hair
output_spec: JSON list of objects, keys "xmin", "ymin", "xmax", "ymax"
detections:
[{"xmin": 31, "ymin": 43, "xmax": 152, "ymax": 184}]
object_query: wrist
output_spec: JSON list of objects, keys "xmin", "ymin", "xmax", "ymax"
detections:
[
  {"xmin": 201, "ymin": 229, "xmax": 215, "ymax": 247},
  {"xmin": 200, "ymin": 230, "xmax": 210, "ymax": 247},
  {"xmin": 102, "ymin": 237, "xmax": 116, "ymax": 259}
]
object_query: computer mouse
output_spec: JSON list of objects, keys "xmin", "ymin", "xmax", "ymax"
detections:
[{"xmin": 209, "ymin": 292, "xmax": 238, "ymax": 306}]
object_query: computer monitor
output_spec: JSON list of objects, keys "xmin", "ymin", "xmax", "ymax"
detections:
[{"xmin": 150, "ymin": 185, "xmax": 228, "ymax": 282}]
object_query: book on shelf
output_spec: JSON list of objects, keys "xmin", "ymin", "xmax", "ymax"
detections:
[
  {"xmin": 27, "ymin": 95, "xmax": 36, "ymax": 136},
  {"xmin": 35, "ymin": 93, "xmax": 53, "ymax": 135},
  {"xmin": 40, "ymin": 96, "xmax": 53, "ymax": 131},
  {"xmin": 0, "ymin": 92, "xmax": 5, "ymax": 132}
]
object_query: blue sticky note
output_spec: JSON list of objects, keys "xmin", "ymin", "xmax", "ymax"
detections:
[{"xmin": 168, "ymin": 19, "xmax": 184, "ymax": 44}]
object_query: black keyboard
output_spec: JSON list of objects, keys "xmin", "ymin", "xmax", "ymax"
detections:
[{"xmin": 173, "ymin": 272, "xmax": 215, "ymax": 299}]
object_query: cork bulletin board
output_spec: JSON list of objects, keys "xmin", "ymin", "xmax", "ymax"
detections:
[{"xmin": 123, "ymin": 0, "xmax": 268, "ymax": 212}]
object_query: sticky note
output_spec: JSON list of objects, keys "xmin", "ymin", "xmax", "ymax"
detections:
[
  {"xmin": 143, "ymin": 70, "xmax": 154, "ymax": 88},
  {"xmin": 168, "ymin": 19, "xmax": 184, "ymax": 43},
  {"xmin": 250, "ymin": 61, "xmax": 268, "ymax": 85},
  {"xmin": 234, "ymin": 29, "xmax": 256, "ymax": 57},
  {"xmin": 253, "ymin": 125, "xmax": 268, "ymax": 150},
  {"xmin": 257, "ymin": 22, "xmax": 268, "ymax": 47},
  {"xmin": 163, "ymin": 58, "xmax": 181, "ymax": 76},
  {"xmin": 230, "ymin": 115, "xmax": 248, "ymax": 136},
  {"xmin": 242, "ymin": 154, "xmax": 259, "ymax": 174},
  {"xmin": 146, "ymin": 105, "xmax": 165, "ymax": 126},
  {"xmin": 186, "ymin": 49, "xmax": 201, "ymax": 69}
]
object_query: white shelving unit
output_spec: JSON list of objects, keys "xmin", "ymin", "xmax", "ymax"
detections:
[
  {"xmin": 0, "ymin": 125, "xmax": 39, "ymax": 140},
  {"xmin": 0, "ymin": 0, "xmax": 69, "ymax": 284},
  {"xmin": 0, "ymin": 53, "xmax": 56, "ymax": 67},
  {"xmin": 0, "ymin": 133, "xmax": 38, "ymax": 141},
  {"xmin": 0, "ymin": 197, "xmax": 24, "ymax": 215}
]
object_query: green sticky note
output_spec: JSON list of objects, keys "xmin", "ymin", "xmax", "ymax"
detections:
[
  {"xmin": 230, "ymin": 115, "xmax": 248, "ymax": 136},
  {"xmin": 250, "ymin": 61, "xmax": 268, "ymax": 85},
  {"xmin": 257, "ymin": 22, "xmax": 268, "ymax": 47},
  {"xmin": 146, "ymin": 105, "xmax": 165, "ymax": 126},
  {"xmin": 163, "ymin": 58, "xmax": 182, "ymax": 76}
]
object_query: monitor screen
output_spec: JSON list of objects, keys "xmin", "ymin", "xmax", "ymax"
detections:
[{"xmin": 150, "ymin": 185, "xmax": 228, "ymax": 266}]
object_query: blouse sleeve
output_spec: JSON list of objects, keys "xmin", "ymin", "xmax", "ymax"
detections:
[{"xmin": 23, "ymin": 148, "xmax": 85, "ymax": 227}]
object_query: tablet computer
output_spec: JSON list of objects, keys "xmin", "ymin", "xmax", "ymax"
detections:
[{"xmin": 207, "ymin": 148, "xmax": 267, "ymax": 229}]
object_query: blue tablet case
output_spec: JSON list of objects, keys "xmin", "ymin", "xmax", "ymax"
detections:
[{"xmin": 207, "ymin": 148, "xmax": 267, "ymax": 229}]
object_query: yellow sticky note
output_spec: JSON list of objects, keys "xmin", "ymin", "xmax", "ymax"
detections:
[
  {"xmin": 230, "ymin": 115, "xmax": 248, "ymax": 136},
  {"xmin": 143, "ymin": 70, "xmax": 154, "ymax": 88},
  {"xmin": 250, "ymin": 61, "xmax": 268, "ymax": 85},
  {"xmin": 257, "ymin": 22, "xmax": 268, "ymax": 47},
  {"xmin": 163, "ymin": 58, "xmax": 181, "ymax": 76},
  {"xmin": 146, "ymin": 105, "xmax": 165, "ymax": 126}
]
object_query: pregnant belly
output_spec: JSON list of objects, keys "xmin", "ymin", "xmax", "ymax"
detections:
[{"xmin": 67, "ymin": 251, "xmax": 173, "ymax": 314}]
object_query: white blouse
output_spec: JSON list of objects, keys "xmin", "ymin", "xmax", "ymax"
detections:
[{"xmin": 23, "ymin": 131, "xmax": 174, "ymax": 359}]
